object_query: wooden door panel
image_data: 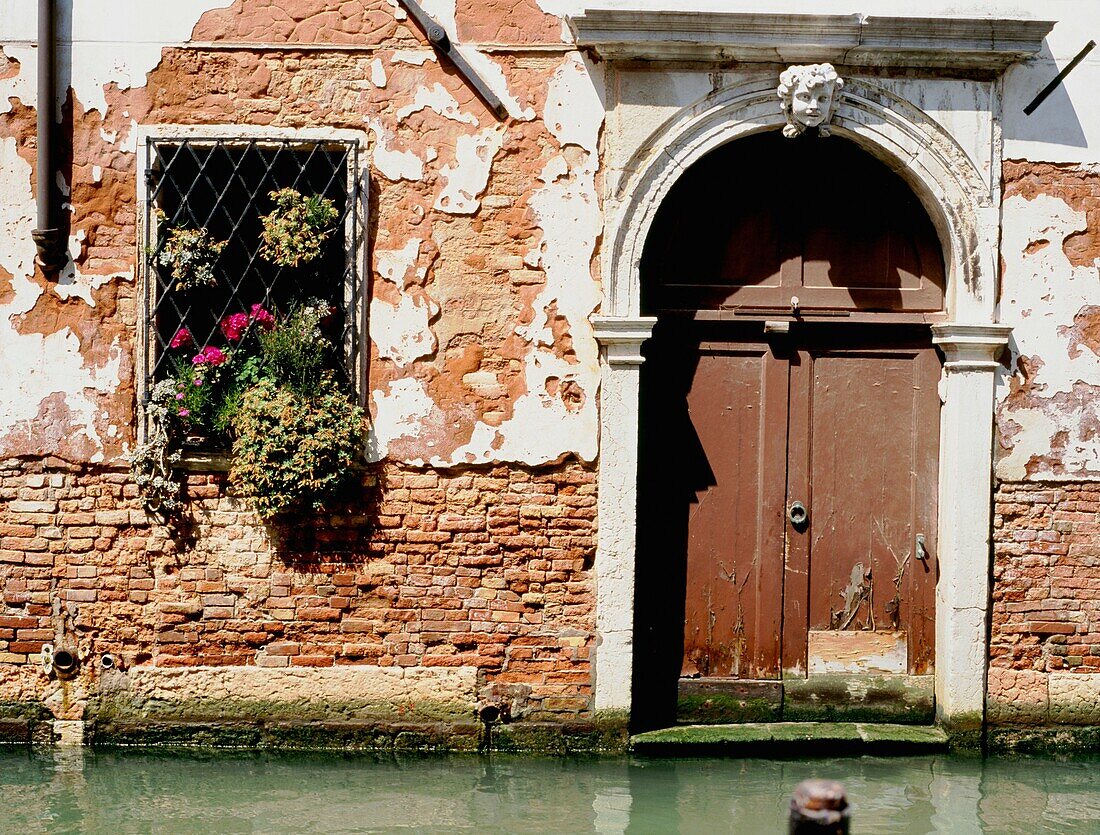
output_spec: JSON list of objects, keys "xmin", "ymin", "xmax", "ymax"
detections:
[
  {"xmin": 785, "ymin": 339, "xmax": 940, "ymax": 676},
  {"xmin": 682, "ymin": 340, "xmax": 788, "ymax": 679}
]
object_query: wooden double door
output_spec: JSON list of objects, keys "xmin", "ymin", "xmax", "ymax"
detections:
[{"xmin": 641, "ymin": 321, "xmax": 940, "ymax": 685}]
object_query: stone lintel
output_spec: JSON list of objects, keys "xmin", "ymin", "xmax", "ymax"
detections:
[{"xmin": 569, "ymin": 10, "xmax": 1053, "ymax": 71}]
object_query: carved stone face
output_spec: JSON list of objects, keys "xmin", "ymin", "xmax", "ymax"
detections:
[
  {"xmin": 791, "ymin": 76, "xmax": 834, "ymax": 127},
  {"xmin": 778, "ymin": 64, "xmax": 844, "ymax": 137}
]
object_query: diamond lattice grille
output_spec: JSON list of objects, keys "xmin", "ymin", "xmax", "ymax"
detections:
[{"xmin": 143, "ymin": 138, "xmax": 360, "ymax": 393}]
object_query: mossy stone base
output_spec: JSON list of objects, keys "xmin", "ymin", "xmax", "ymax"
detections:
[
  {"xmin": 987, "ymin": 725, "xmax": 1100, "ymax": 756},
  {"xmin": 783, "ymin": 675, "xmax": 934, "ymax": 724},
  {"xmin": 631, "ymin": 722, "xmax": 948, "ymax": 757},
  {"xmin": 87, "ymin": 715, "xmax": 629, "ymax": 755},
  {"xmin": 0, "ymin": 702, "xmax": 52, "ymax": 745}
]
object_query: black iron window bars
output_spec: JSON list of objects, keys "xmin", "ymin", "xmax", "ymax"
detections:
[{"xmin": 142, "ymin": 137, "xmax": 362, "ymax": 409}]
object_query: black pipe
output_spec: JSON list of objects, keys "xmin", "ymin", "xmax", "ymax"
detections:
[{"xmin": 32, "ymin": 0, "xmax": 65, "ymax": 271}]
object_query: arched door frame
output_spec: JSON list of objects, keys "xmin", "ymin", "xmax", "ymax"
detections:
[{"xmin": 592, "ymin": 77, "xmax": 1010, "ymax": 728}]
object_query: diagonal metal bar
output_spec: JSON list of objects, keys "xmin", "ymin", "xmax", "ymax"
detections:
[{"xmin": 398, "ymin": 0, "xmax": 507, "ymax": 120}]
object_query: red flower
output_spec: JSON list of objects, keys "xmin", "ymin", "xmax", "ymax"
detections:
[
  {"xmin": 249, "ymin": 303, "xmax": 276, "ymax": 331},
  {"xmin": 220, "ymin": 312, "xmax": 250, "ymax": 342},
  {"xmin": 169, "ymin": 327, "xmax": 194, "ymax": 350},
  {"xmin": 191, "ymin": 346, "xmax": 227, "ymax": 367}
]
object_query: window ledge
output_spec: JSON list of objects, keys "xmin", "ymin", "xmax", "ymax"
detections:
[
  {"xmin": 568, "ymin": 9, "xmax": 1053, "ymax": 71},
  {"xmin": 179, "ymin": 449, "xmax": 233, "ymax": 473}
]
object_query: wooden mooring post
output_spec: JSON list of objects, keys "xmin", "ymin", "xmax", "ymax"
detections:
[{"xmin": 789, "ymin": 779, "xmax": 850, "ymax": 834}]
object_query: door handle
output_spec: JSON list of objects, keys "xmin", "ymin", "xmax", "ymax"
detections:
[
  {"xmin": 788, "ymin": 501, "xmax": 808, "ymax": 530},
  {"xmin": 916, "ymin": 533, "xmax": 928, "ymax": 562}
]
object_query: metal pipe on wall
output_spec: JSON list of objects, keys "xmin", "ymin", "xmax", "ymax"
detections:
[{"xmin": 32, "ymin": 0, "xmax": 65, "ymax": 272}]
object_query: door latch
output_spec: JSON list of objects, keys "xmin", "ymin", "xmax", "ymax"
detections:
[
  {"xmin": 916, "ymin": 533, "xmax": 928, "ymax": 562},
  {"xmin": 788, "ymin": 501, "xmax": 809, "ymax": 531}
]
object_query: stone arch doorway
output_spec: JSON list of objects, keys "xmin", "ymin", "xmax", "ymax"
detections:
[
  {"xmin": 591, "ymin": 77, "xmax": 1009, "ymax": 732},
  {"xmin": 633, "ymin": 131, "xmax": 946, "ymax": 727}
]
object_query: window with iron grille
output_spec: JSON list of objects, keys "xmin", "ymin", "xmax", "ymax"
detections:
[{"xmin": 142, "ymin": 137, "xmax": 362, "ymax": 446}]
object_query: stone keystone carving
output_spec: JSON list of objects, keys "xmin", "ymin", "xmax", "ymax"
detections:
[{"xmin": 778, "ymin": 64, "xmax": 844, "ymax": 138}]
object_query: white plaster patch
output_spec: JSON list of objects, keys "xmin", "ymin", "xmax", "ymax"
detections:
[
  {"xmin": 0, "ymin": 44, "xmax": 35, "ymax": 115},
  {"xmin": 376, "ymin": 238, "xmax": 424, "ymax": 288},
  {"xmin": 370, "ymin": 58, "xmax": 388, "ymax": 88},
  {"xmin": 544, "ymin": 53, "xmax": 603, "ymax": 152},
  {"xmin": 383, "ymin": 0, "xmax": 408, "ymax": 20},
  {"xmin": 997, "ymin": 193, "xmax": 1100, "ymax": 480},
  {"xmin": 416, "ymin": 0, "xmax": 535, "ymax": 121},
  {"xmin": 397, "ymin": 83, "xmax": 478, "ymax": 126},
  {"xmin": 92, "ymin": 165, "xmax": 102, "ymax": 183},
  {"xmin": 368, "ymin": 378, "xmax": 436, "ymax": 462},
  {"xmin": 435, "ymin": 126, "xmax": 505, "ymax": 215},
  {"xmin": 391, "ymin": 50, "xmax": 436, "ymax": 67},
  {"xmin": 370, "ymin": 293, "xmax": 440, "ymax": 366},
  {"xmin": 367, "ymin": 120, "xmax": 426, "ymax": 182}
]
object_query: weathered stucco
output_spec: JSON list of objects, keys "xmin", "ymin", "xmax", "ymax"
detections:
[
  {"xmin": 0, "ymin": 0, "xmax": 606, "ymax": 469},
  {"xmin": 998, "ymin": 166, "xmax": 1100, "ymax": 481}
]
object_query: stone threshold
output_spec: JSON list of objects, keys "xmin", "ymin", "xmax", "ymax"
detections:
[{"xmin": 630, "ymin": 722, "xmax": 949, "ymax": 757}]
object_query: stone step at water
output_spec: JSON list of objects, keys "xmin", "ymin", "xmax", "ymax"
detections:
[{"xmin": 630, "ymin": 722, "xmax": 949, "ymax": 756}]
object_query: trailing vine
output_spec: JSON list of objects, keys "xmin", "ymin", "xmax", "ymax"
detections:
[{"xmin": 130, "ymin": 379, "xmax": 185, "ymax": 515}]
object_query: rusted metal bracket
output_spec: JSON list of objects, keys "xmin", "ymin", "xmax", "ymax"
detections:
[{"xmin": 397, "ymin": 0, "xmax": 508, "ymax": 120}]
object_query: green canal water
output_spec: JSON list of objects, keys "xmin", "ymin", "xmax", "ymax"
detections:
[{"xmin": 1, "ymin": 750, "xmax": 1098, "ymax": 833}]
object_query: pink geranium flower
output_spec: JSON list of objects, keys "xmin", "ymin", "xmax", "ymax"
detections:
[
  {"xmin": 220, "ymin": 312, "xmax": 250, "ymax": 342},
  {"xmin": 191, "ymin": 346, "xmax": 227, "ymax": 367},
  {"xmin": 249, "ymin": 303, "xmax": 276, "ymax": 331},
  {"xmin": 169, "ymin": 327, "xmax": 194, "ymax": 349}
]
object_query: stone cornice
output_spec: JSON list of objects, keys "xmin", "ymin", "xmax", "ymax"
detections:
[{"xmin": 569, "ymin": 10, "xmax": 1053, "ymax": 71}]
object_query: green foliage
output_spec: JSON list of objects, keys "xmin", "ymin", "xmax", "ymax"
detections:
[
  {"xmin": 155, "ymin": 210, "xmax": 227, "ymax": 291},
  {"xmin": 257, "ymin": 300, "xmax": 335, "ymax": 395},
  {"xmin": 258, "ymin": 188, "xmax": 339, "ymax": 268},
  {"xmin": 214, "ymin": 354, "xmax": 265, "ymax": 435},
  {"xmin": 229, "ymin": 374, "xmax": 366, "ymax": 518}
]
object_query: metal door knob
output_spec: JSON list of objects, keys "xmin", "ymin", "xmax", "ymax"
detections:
[{"xmin": 788, "ymin": 501, "xmax": 808, "ymax": 529}]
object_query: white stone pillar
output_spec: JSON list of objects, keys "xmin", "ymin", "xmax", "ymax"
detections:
[
  {"xmin": 591, "ymin": 315, "xmax": 657, "ymax": 712},
  {"xmin": 931, "ymin": 323, "xmax": 1011, "ymax": 727}
]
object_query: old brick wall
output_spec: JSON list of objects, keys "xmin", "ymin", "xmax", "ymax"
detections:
[
  {"xmin": 0, "ymin": 459, "xmax": 596, "ymax": 721},
  {"xmin": 991, "ymin": 161, "xmax": 1100, "ymax": 724},
  {"xmin": 0, "ymin": 1, "xmax": 605, "ymax": 727},
  {"xmin": 989, "ymin": 483, "xmax": 1100, "ymax": 723}
]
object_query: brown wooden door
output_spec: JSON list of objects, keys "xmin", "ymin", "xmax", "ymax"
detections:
[{"xmin": 680, "ymin": 325, "xmax": 939, "ymax": 680}]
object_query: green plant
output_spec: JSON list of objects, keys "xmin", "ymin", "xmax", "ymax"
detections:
[
  {"xmin": 258, "ymin": 188, "xmax": 339, "ymax": 268},
  {"xmin": 257, "ymin": 299, "xmax": 335, "ymax": 395},
  {"xmin": 229, "ymin": 374, "xmax": 366, "ymax": 518},
  {"xmin": 154, "ymin": 209, "xmax": 227, "ymax": 291},
  {"xmin": 130, "ymin": 379, "xmax": 185, "ymax": 514}
]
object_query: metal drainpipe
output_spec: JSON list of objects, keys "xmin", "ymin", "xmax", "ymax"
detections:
[{"xmin": 32, "ymin": 0, "xmax": 65, "ymax": 272}]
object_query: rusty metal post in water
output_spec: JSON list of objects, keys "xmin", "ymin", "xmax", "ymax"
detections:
[{"xmin": 789, "ymin": 780, "xmax": 850, "ymax": 834}]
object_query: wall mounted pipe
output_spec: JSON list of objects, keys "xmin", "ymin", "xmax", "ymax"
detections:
[{"xmin": 32, "ymin": 0, "xmax": 66, "ymax": 272}]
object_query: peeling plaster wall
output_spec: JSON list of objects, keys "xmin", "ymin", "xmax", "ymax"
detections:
[
  {"xmin": 0, "ymin": 0, "xmax": 602, "ymax": 470},
  {"xmin": 997, "ymin": 177, "xmax": 1100, "ymax": 482}
]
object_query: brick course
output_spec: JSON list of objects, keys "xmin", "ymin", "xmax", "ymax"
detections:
[
  {"xmin": 991, "ymin": 481, "xmax": 1100, "ymax": 675},
  {"xmin": 0, "ymin": 458, "xmax": 596, "ymax": 720}
]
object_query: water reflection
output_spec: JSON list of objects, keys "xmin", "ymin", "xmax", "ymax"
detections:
[{"xmin": 0, "ymin": 750, "xmax": 1098, "ymax": 833}]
